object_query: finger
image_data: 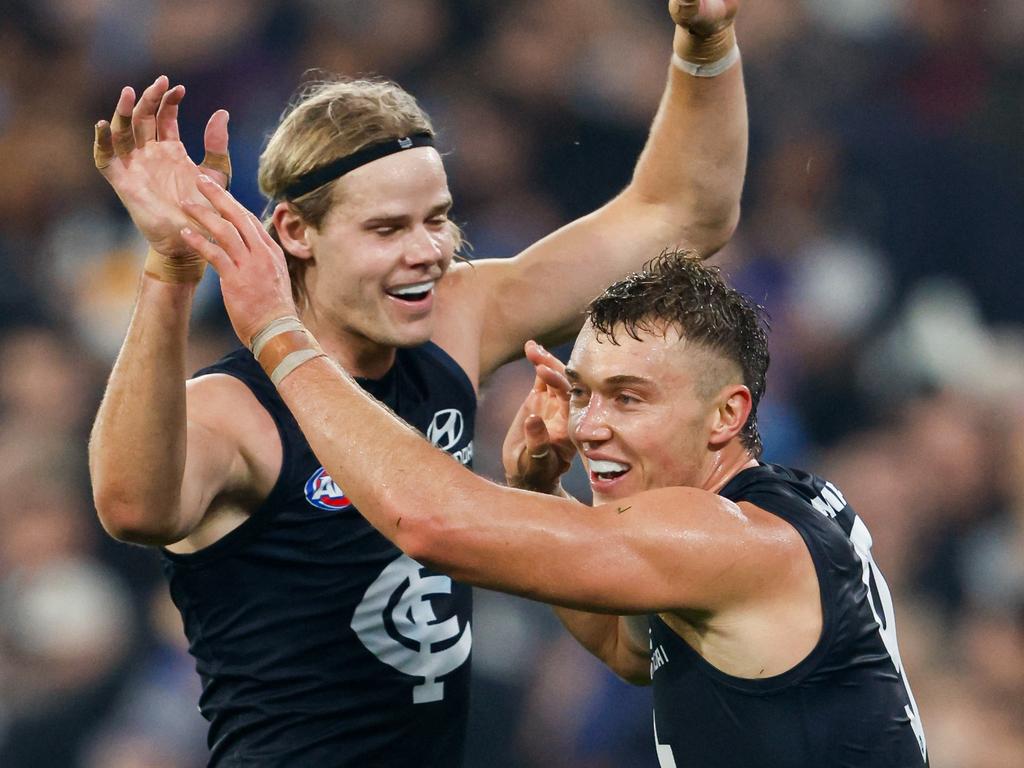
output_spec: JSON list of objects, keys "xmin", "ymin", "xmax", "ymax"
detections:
[
  {"xmin": 200, "ymin": 109, "xmax": 231, "ymax": 188},
  {"xmin": 133, "ymin": 76, "xmax": 169, "ymax": 147},
  {"xmin": 535, "ymin": 363, "xmax": 570, "ymax": 395},
  {"xmin": 181, "ymin": 226, "xmax": 237, "ymax": 275},
  {"xmin": 93, "ymin": 121, "xmax": 115, "ymax": 171},
  {"xmin": 110, "ymin": 87, "xmax": 136, "ymax": 158},
  {"xmin": 195, "ymin": 175, "xmax": 262, "ymax": 251},
  {"xmin": 525, "ymin": 340, "xmax": 566, "ymax": 374},
  {"xmin": 182, "ymin": 196, "xmax": 248, "ymax": 259},
  {"xmin": 669, "ymin": 0, "xmax": 698, "ymax": 25},
  {"xmin": 250, "ymin": 210, "xmax": 278, "ymax": 250},
  {"xmin": 523, "ymin": 415, "xmax": 552, "ymax": 457},
  {"xmin": 155, "ymin": 84, "xmax": 185, "ymax": 142}
]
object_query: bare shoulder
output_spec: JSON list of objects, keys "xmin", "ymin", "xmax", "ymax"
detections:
[
  {"xmin": 164, "ymin": 373, "xmax": 283, "ymax": 553},
  {"xmin": 594, "ymin": 487, "xmax": 813, "ymax": 607},
  {"xmin": 185, "ymin": 373, "xmax": 282, "ymax": 494},
  {"xmin": 733, "ymin": 499, "xmax": 819, "ymax": 602}
]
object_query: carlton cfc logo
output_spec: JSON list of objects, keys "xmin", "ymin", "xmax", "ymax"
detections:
[{"xmin": 304, "ymin": 467, "xmax": 351, "ymax": 510}]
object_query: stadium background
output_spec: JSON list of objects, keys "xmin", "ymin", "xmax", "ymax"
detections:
[{"xmin": 1, "ymin": 1, "xmax": 1022, "ymax": 765}]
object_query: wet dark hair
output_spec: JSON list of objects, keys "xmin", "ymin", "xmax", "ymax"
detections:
[{"xmin": 586, "ymin": 249, "xmax": 770, "ymax": 457}]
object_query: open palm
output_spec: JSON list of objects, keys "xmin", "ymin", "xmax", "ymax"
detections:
[{"xmin": 94, "ymin": 76, "xmax": 231, "ymax": 259}]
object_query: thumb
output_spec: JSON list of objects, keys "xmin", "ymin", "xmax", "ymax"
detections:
[
  {"xmin": 669, "ymin": 0, "xmax": 700, "ymax": 25},
  {"xmin": 201, "ymin": 109, "xmax": 232, "ymax": 189},
  {"xmin": 523, "ymin": 414, "xmax": 552, "ymax": 458}
]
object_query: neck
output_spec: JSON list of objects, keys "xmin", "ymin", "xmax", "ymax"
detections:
[
  {"xmin": 702, "ymin": 442, "xmax": 758, "ymax": 495},
  {"xmin": 301, "ymin": 307, "xmax": 397, "ymax": 380}
]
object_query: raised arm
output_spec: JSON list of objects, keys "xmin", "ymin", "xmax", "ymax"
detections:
[
  {"xmin": 88, "ymin": 78, "xmax": 252, "ymax": 546},
  {"xmin": 435, "ymin": 0, "xmax": 747, "ymax": 380}
]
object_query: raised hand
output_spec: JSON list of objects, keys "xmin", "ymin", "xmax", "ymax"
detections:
[
  {"xmin": 502, "ymin": 341, "xmax": 576, "ymax": 495},
  {"xmin": 94, "ymin": 75, "xmax": 231, "ymax": 260},
  {"xmin": 180, "ymin": 176, "xmax": 296, "ymax": 346},
  {"xmin": 668, "ymin": 0, "xmax": 738, "ymax": 38}
]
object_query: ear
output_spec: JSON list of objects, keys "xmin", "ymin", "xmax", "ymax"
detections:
[
  {"xmin": 708, "ymin": 384, "xmax": 752, "ymax": 449},
  {"xmin": 271, "ymin": 202, "xmax": 315, "ymax": 261}
]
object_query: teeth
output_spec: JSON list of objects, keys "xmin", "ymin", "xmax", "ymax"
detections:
[
  {"xmin": 389, "ymin": 280, "xmax": 435, "ymax": 297},
  {"xmin": 589, "ymin": 460, "xmax": 628, "ymax": 474}
]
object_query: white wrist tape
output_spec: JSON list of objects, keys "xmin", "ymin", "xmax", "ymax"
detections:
[
  {"xmin": 672, "ymin": 45, "xmax": 741, "ymax": 78},
  {"xmin": 269, "ymin": 347, "xmax": 324, "ymax": 386},
  {"xmin": 248, "ymin": 315, "xmax": 325, "ymax": 386}
]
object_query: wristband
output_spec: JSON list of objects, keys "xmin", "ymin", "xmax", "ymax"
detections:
[
  {"xmin": 249, "ymin": 316, "xmax": 326, "ymax": 386},
  {"xmin": 144, "ymin": 246, "xmax": 207, "ymax": 284}
]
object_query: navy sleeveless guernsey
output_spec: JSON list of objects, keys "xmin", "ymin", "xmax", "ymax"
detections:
[
  {"xmin": 161, "ymin": 344, "xmax": 475, "ymax": 767},
  {"xmin": 649, "ymin": 463, "xmax": 928, "ymax": 768}
]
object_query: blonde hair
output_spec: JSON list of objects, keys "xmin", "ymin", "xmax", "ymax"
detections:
[{"xmin": 259, "ymin": 77, "xmax": 460, "ymax": 307}]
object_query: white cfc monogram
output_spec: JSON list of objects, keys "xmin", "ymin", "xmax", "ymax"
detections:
[{"xmin": 351, "ymin": 554, "xmax": 472, "ymax": 704}]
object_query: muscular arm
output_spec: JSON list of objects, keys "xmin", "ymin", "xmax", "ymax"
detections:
[
  {"xmin": 89, "ymin": 280, "xmax": 220, "ymax": 543},
  {"xmin": 89, "ymin": 77, "xmax": 248, "ymax": 546},
  {"xmin": 262, "ymin": 356, "xmax": 786, "ymax": 615},
  {"xmin": 436, "ymin": 14, "xmax": 748, "ymax": 380}
]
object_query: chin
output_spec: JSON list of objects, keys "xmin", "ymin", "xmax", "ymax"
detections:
[{"xmin": 385, "ymin": 324, "xmax": 433, "ymax": 349}]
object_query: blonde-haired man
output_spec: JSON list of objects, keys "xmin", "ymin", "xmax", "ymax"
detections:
[{"xmin": 90, "ymin": 2, "xmax": 747, "ymax": 765}]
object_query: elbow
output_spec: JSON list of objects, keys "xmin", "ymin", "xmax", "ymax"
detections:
[
  {"xmin": 93, "ymin": 490, "xmax": 184, "ymax": 546},
  {"xmin": 393, "ymin": 510, "xmax": 451, "ymax": 570},
  {"xmin": 616, "ymin": 666, "xmax": 653, "ymax": 687},
  {"xmin": 684, "ymin": 202, "xmax": 741, "ymax": 259},
  {"xmin": 609, "ymin": 654, "xmax": 652, "ymax": 687}
]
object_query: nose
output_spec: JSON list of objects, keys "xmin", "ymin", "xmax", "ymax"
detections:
[
  {"xmin": 403, "ymin": 224, "xmax": 446, "ymax": 268},
  {"xmin": 571, "ymin": 396, "xmax": 613, "ymax": 445}
]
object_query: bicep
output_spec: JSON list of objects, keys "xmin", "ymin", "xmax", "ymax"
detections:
[
  {"xmin": 432, "ymin": 485, "xmax": 769, "ymax": 616},
  {"xmin": 459, "ymin": 196, "xmax": 685, "ymax": 377}
]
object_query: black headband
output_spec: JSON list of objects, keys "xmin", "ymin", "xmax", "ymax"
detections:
[{"xmin": 281, "ymin": 132, "xmax": 436, "ymax": 200}]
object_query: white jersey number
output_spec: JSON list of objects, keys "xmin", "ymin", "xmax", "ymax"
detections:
[
  {"xmin": 816, "ymin": 482, "xmax": 927, "ymax": 763},
  {"xmin": 848, "ymin": 514, "xmax": 927, "ymax": 763},
  {"xmin": 654, "ymin": 712, "xmax": 677, "ymax": 768}
]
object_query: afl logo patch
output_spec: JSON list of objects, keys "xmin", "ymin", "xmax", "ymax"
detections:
[
  {"xmin": 304, "ymin": 467, "xmax": 351, "ymax": 510},
  {"xmin": 427, "ymin": 408, "xmax": 464, "ymax": 451}
]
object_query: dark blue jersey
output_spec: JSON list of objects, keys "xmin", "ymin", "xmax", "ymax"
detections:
[
  {"xmin": 161, "ymin": 343, "xmax": 476, "ymax": 767},
  {"xmin": 649, "ymin": 463, "xmax": 928, "ymax": 768}
]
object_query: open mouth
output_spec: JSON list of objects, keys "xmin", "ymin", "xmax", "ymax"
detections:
[
  {"xmin": 588, "ymin": 459, "xmax": 630, "ymax": 483},
  {"xmin": 386, "ymin": 280, "xmax": 435, "ymax": 304}
]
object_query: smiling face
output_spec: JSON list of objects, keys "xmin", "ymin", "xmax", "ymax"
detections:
[
  {"xmin": 566, "ymin": 322, "xmax": 745, "ymax": 504},
  {"xmin": 302, "ymin": 146, "xmax": 456, "ymax": 357}
]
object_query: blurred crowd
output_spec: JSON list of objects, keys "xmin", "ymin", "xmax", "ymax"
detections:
[{"xmin": 1, "ymin": 1, "xmax": 1022, "ymax": 766}]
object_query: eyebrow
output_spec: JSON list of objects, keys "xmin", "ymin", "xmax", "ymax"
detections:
[
  {"xmin": 604, "ymin": 374, "xmax": 653, "ymax": 387},
  {"xmin": 563, "ymin": 368, "xmax": 652, "ymax": 387}
]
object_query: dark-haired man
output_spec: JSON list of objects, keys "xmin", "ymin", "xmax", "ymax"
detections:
[{"xmin": 179, "ymin": 159, "xmax": 930, "ymax": 767}]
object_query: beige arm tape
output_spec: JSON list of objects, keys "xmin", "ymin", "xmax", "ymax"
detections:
[
  {"xmin": 249, "ymin": 316, "xmax": 326, "ymax": 386},
  {"xmin": 144, "ymin": 246, "xmax": 207, "ymax": 284},
  {"xmin": 200, "ymin": 151, "xmax": 232, "ymax": 189},
  {"xmin": 94, "ymin": 123, "xmax": 115, "ymax": 170}
]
